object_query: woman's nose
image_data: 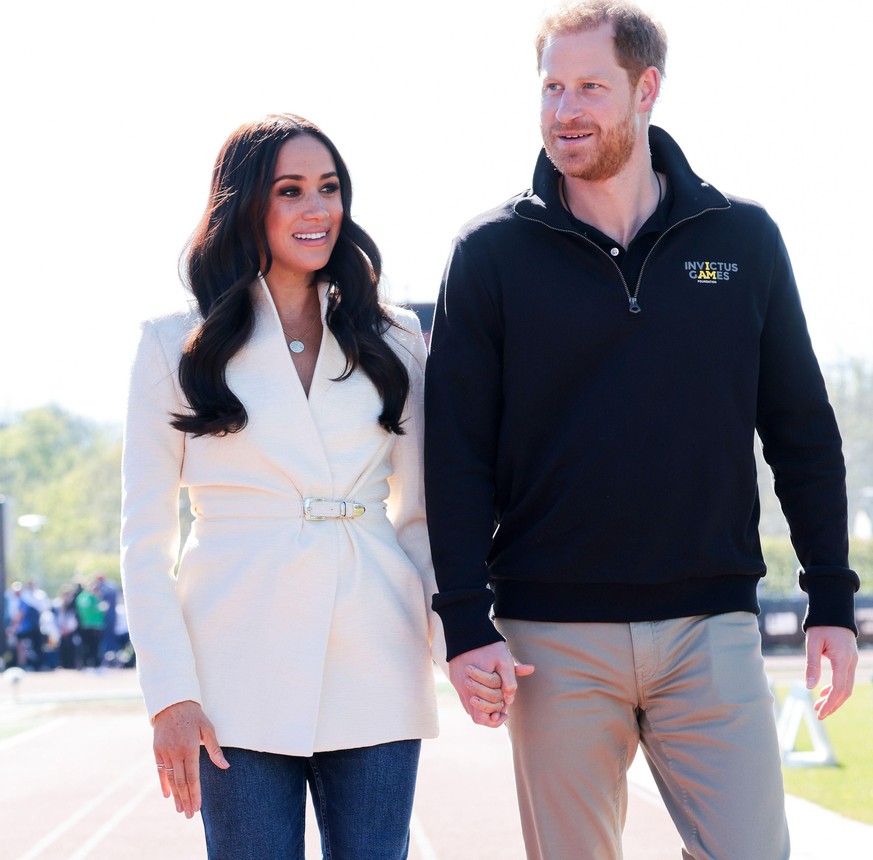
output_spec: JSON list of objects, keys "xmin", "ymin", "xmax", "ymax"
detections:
[{"xmin": 302, "ymin": 196, "xmax": 329, "ymax": 218}]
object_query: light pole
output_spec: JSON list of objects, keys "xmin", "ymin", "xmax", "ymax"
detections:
[
  {"xmin": 0, "ymin": 497, "xmax": 7, "ymax": 595},
  {"xmin": 855, "ymin": 488, "xmax": 873, "ymax": 540},
  {"xmin": 0, "ymin": 497, "xmax": 7, "ymax": 659},
  {"xmin": 16, "ymin": 514, "xmax": 47, "ymax": 586}
]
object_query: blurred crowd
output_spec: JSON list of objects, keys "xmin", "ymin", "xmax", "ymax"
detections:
[{"xmin": 2, "ymin": 575, "xmax": 133, "ymax": 672}]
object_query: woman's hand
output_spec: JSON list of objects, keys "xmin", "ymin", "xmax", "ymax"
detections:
[
  {"xmin": 448, "ymin": 642, "xmax": 535, "ymax": 728},
  {"xmin": 465, "ymin": 664, "xmax": 509, "ymax": 720},
  {"xmin": 153, "ymin": 700, "xmax": 229, "ymax": 818}
]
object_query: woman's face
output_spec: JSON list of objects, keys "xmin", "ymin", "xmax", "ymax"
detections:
[{"xmin": 262, "ymin": 134, "xmax": 343, "ymax": 285}]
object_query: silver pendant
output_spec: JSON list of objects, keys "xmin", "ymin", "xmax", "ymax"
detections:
[{"xmin": 288, "ymin": 340, "xmax": 305, "ymax": 354}]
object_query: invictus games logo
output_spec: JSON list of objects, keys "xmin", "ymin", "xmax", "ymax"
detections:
[{"xmin": 685, "ymin": 260, "xmax": 738, "ymax": 281}]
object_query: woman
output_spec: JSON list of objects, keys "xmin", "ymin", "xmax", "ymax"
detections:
[
  {"xmin": 55, "ymin": 584, "xmax": 81, "ymax": 669},
  {"xmin": 121, "ymin": 114, "xmax": 503, "ymax": 859}
]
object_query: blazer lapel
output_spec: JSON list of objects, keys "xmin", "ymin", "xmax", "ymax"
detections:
[{"xmin": 224, "ymin": 280, "xmax": 335, "ymax": 496}]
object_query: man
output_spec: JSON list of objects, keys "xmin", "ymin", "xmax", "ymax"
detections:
[
  {"xmin": 94, "ymin": 573, "xmax": 119, "ymax": 663},
  {"xmin": 7, "ymin": 581, "xmax": 45, "ymax": 670},
  {"xmin": 75, "ymin": 578, "xmax": 106, "ymax": 669},
  {"xmin": 423, "ymin": 3, "xmax": 859, "ymax": 858}
]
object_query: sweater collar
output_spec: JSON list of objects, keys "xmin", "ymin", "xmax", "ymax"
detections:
[{"xmin": 515, "ymin": 125, "xmax": 730, "ymax": 229}]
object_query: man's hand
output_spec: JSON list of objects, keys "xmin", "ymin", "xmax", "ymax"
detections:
[
  {"xmin": 805, "ymin": 626, "xmax": 858, "ymax": 719},
  {"xmin": 448, "ymin": 641, "xmax": 535, "ymax": 728}
]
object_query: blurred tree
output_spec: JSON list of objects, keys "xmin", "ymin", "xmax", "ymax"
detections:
[
  {"xmin": 826, "ymin": 359, "xmax": 873, "ymax": 531},
  {"xmin": 755, "ymin": 360, "xmax": 873, "ymax": 594},
  {"xmin": 0, "ymin": 406, "xmax": 121, "ymax": 594},
  {"xmin": 756, "ymin": 360, "xmax": 873, "ymax": 534}
]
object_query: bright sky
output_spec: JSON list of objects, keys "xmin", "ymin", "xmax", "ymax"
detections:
[{"xmin": 3, "ymin": 0, "xmax": 871, "ymax": 425}]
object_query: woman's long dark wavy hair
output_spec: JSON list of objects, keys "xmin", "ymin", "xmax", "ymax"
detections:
[{"xmin": 170, "ymin": 113, "xmax": 409, "ymax": 437}]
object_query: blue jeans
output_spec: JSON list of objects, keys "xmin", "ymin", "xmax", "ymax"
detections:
[{"xmin": 199, "ymin": 739, "xmax": 421, "ymax": 860}]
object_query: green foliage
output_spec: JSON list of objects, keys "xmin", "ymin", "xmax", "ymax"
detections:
[
  {"xmin": 779, "ymin": 680, "xmax": 873, "ymax": 825},
  {"xmin": 756, "ymin": 359, "xmax": 873, "ymax": 542},
  {"xmin": 827, "ymin": 360, "xmax": 873, "ymax": 526},
  {"xmin": 0, "ymin": 406, "xmax": 121, "ymax": 595},
  {"xmin": 760, "ymin": 537, "xmax": 873, "ymax": 596},
  {"xmin": 854, "ymin": 540, "xmax": 873, "ymax": 593},
  {"xmin": 759, "ymin": 536, "xmax": 800, "ymax": 595},
  {"xmin": 756, "ymin": 360, "xmax": 873, "ymax": 598}
]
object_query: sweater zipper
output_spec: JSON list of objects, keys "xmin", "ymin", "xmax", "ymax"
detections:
[{"xmin": 517, "ymin": 204, "xmax": 730, "ymax": 315}]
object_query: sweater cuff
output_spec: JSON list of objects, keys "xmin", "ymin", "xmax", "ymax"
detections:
[
  {"xmin": 432, "ymin": 588, "xmax": 504, "ymax": 661},
  {"xmin": 799, "ymin": 567, "xmax": 860, "ymax": 635}
]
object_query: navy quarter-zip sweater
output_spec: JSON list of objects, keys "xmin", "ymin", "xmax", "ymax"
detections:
[{"xmin": 425, "ymin": 126, "xmax": 859, "ymax": 661}]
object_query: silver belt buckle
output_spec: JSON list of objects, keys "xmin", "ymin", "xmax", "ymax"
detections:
[
  {"xmin": 303, "ymin": 497, "xmax": 366, "ymax": 521},
  {"xmin": 303, "ymin": 497, "xmax": 328, "ymax": 521}
]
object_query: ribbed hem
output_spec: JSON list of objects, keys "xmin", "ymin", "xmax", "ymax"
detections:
[
  {"xmin": 799, "ymin": 570, "xmax": 859, "ymax": 634},
  {"xmin": 492, "ymin": 575, "xmax": 762, "ymax": 624},
  {"xmin": 432, "ymin": 589, "xmax": 505, "ymax": 661}
]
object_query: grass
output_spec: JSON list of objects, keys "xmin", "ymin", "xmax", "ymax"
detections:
[
  {"xmin": 778, "ymin": 680, "xmax": 873, "ymax": 824},
  {"xmin": 0, "ymin": 723, "xmax": 33, "ymax": 741},
  {"xmin": 0, "ymin": 712, "xmax": 53, "ymax": 743}
]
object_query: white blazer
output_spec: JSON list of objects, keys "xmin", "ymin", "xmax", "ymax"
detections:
[{"xmin": 121, "ymin": 280, "xmax": 441, "ymax": 755}]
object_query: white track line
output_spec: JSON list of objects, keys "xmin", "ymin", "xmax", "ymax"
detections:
[
  {"xmin": 15, "ymin": 756, "xmax": 153, "ymax": 860},
  {"xmin": 0, "ymin": 717, "xmax": 68, "ymax": 752},
  {"xmin": 65, "ymin": 778, "xmax": 156, "ymax": 860}
]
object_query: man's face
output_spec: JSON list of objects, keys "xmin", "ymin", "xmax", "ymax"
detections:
[{"xmin": 540, "ymin": 24, "xmax": 640, "ymax": 181}]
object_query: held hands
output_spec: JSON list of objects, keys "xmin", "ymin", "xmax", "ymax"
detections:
[
  {"xmin": 152, "ymin": 700, "xmax": 229, "ymax": 818},
  {"xmin": 448, "ymin": 641, "xmax": 535, "ymax": 728},
  {"xmin": 805, "ymin": 626, "xmax": 858, "ymax": 719}
]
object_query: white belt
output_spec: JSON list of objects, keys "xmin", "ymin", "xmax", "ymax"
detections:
[{"xmin": 303, "ymin": 497, "xmax": 366, "ymax": 521}]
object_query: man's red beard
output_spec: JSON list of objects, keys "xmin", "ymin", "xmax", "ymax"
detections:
[{"xmin": 543, "ymin": 102, "xmax": 637, "ymax": 181}]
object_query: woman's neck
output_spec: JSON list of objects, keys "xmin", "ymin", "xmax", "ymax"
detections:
[{"xmin": 262, "ymin": 272, "xmax": 321, "ymax": 326}]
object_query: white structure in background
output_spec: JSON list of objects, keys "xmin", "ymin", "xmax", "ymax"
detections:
[
  {"xmin": 854, "ymin": 487, "xmax": 873, "ymax": 538},
  {"xmin": 775, "ymin": 681, "xmax": 837, "ymax": 768}
]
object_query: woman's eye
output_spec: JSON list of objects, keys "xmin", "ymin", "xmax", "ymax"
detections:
[
  {"xmin": 279, "ymin": 186, "xmax": 301, "ymax": 198},
  {"xmin": 321, "ymin": 182, "xmax": 340, "ymax": 195}
]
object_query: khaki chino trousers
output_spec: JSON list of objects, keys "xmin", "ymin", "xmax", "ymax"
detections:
[{"xmin": 495, "ymin": 613, "xmax": 790, "ymax": 860}]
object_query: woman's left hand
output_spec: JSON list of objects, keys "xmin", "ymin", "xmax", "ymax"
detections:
[
  {"xmin": 464, "ymin": 664, "xmax": 508, "ymax": 720},
  {"xmin": 153, "ymin": 700, "xmax": 229, "ymax": 818}
]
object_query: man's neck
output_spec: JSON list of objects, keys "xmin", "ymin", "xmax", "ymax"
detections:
[{"xmin": 561, "ymin": 151, "xmax": 663, "ymax": 249}]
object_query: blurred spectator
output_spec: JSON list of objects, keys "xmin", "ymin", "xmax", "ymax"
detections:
[
  {"xmin": 55, "ymin": 584, "xmax": 82, "ymax": 669},
  {"xmin": 39, "ymin": 600, "xmax": 60, "ymax": 669},
  {"xmin": 6, "ymin": 581, "xmax": 46, "ymax": 670},
  {"xmin": 103, "ymin": 594, "xmax": 135, "ymax": 668},
  {"xmin": 2, "ymin": 578, "xmax": 134, "ymax": 673},
  {"xmin": 75, "ymin": 580, "xmax": 106, "ymax": 669},
  {"xmin": 95, "ymin": 573, "xmax": 119, "ymax": 665}
]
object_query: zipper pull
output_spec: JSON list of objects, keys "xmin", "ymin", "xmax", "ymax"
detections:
[{"xmin": 628, "ymin": 297, "xmax": 641, "ymax": 314}]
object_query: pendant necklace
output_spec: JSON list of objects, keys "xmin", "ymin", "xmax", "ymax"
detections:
[{"xmin": 281, "ymin": 314, "xmax": 320, "ymax": 354}]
